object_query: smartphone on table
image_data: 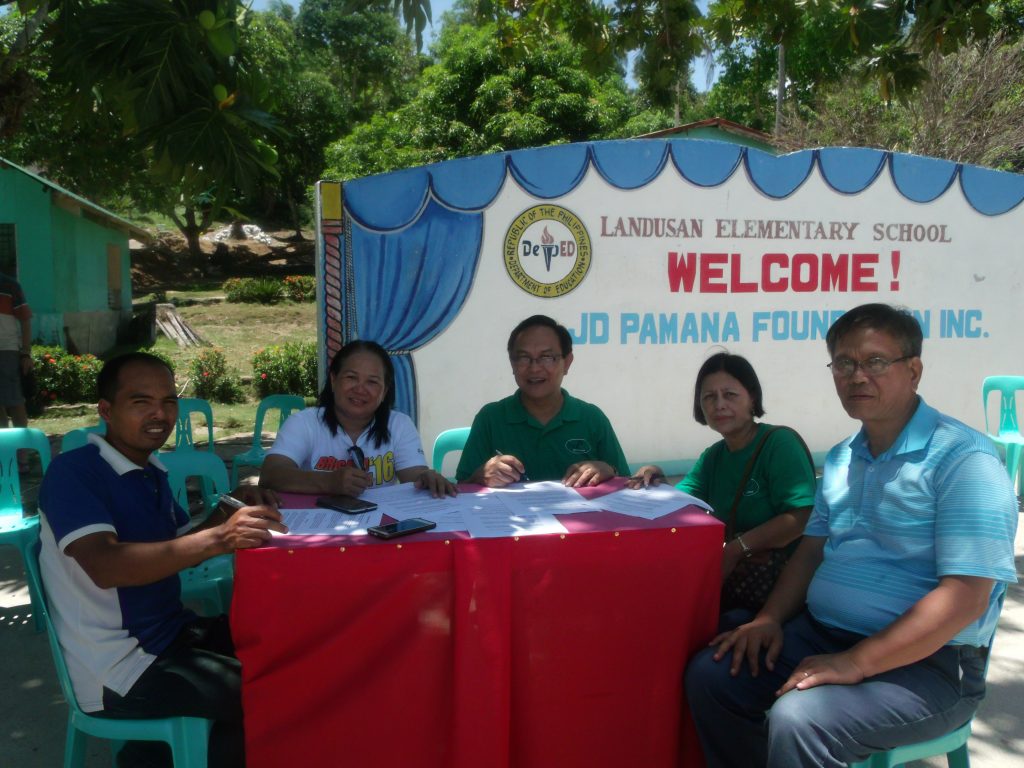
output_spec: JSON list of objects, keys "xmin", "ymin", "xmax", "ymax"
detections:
[
  {"xmin": 367, "ymin": 517, "xmax": 437, "ymax": 539},
  {"xmin": 316, "ymin": 495, "xmax": 378, "ymax": 514}
]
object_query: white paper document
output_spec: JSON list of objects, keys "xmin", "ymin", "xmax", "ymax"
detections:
[
  {"xmin": 491, "ymin": 481, "xmax": 602, "ymax": 516},
  {"xmin": 276, "ymin": 507, "xmax": 383, "ymax": 536},
  {"xmin": 462, "ymin": 492, "xmax": 568, "ymax": 539},
  {"xmin": 593, "ymin": 485, "xmax": 712, "ymax": 520}
]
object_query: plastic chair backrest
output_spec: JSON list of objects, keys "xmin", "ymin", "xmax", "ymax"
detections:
[
  {"xmin": 175, "ymin": 398, "xmax": 215, "ymax": 451},
  {"xmin": 982, "ymin": 375, "xmax": 1024, "ymax": 437},
  {"xmin": 252, "ymin": 395, "xmax": 305, "ymax": 441},
  {"xmin": 431, "ymin": 427, "xmax": 471, "ymax": 477},
  {"xmin": 25, "ymin": 539, "xmax": 213, "ymax": 767},
  {"xmin": 158, "ymin": 450, "xmax": 230, "ymax": 518},
  {"xmin": 60, "ymin": 424, "xmax": 106, "ymax": 454},
  {"xmin": 0, "ymin": 427, "xmax": 52, "ymax": 514}
]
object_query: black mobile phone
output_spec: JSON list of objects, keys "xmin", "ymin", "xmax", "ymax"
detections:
[
  {"xmin": 315, "ymin": 495, "xmax": 378, "ymax": 514},
  {"xmin": 367, "ymin": 517, "xmax": 437, "ymax": 539}
]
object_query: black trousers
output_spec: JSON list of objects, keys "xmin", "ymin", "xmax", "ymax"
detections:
[{"xmin": 99, "ymin": 615, "xmax": 244, "ymax": 768}]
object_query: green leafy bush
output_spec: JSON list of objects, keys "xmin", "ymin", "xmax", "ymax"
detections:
[
  {"xmin": 223, "ymin": 277, "xmax": 283, "ymax": 304},
  {"xmin": 252, "ymin": 342, "xmax": 318, "ymax": 398},
  {"xmin": 188, "ymin": 347, "xmax": 245, "ymax": 403},
  {"xmin": 282, "ymin": 275, "xmax": 315, "ymax": 302},
  {"xmin": 29, "ymin": 346, "xmax": 103, "ymax": 408}
]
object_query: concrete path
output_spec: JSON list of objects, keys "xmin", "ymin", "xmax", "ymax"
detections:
[{"xmin": 2, "ymin": 494, "xmax": 1022, "ymax": 766}]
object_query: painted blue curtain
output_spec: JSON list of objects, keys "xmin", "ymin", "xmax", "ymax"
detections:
[{"xmin": 345, "ymin": 199, "xmax": 483, "ymax": 422}]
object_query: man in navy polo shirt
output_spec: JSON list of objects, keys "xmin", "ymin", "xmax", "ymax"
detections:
[
  {"xmin": 685, "ymin": 303, "xmax": 1018, "ymax": 768},
  {"xmin": 39, "ymin": 352, "xmax": 287, "ymax": 767}
]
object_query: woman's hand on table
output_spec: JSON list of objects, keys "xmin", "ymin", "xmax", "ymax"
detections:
[
  {"xmin": 625, "ymin": 465, "xmax": 666, "ymax": 489},
  {"xmin": 332, "ymin": 465, "xmax": 372, "ymax": 496},
  {"xmin": 413, "ymin": 469, "xmax": 457, "ymax": 498},
  {"xmin": 563, "ymin": 460, "xmax": 615, "ymax": 488}
]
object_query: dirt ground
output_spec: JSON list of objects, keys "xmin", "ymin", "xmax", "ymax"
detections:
[{"xmin": 130, "ymin": 225, "xmax": 316, "ymax": 292}]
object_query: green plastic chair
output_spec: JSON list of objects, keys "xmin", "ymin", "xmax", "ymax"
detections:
[
  {"xmin": 982, "ymin": 376, "xmax": 1024, "ymax": 494},
  {"xmin": 229, "ymin": 394, "xmax": 305, "ymax": 487},
  {"xmin": 847, "ymin": 594, "xmax": 1003, "ymax": 768},
  {"xmin": 60, "ymin": 423, "xmax": 106, "ymax": 454},
  {"xmin": 24, "ymin": 540, "xmax": 213, "ymax": 767},
  {"xmin": 175, "ymin": 398, "xmax": 215, "ymax": 452},
  {"xmin": 431, "ymin": 427, "xmax": 471, "ymax": 480},
  {"xmin": 0, "ymin": 427, "xmax": 51, "ymax": 631},
  {"xmin": 158, "ymin": 450, "xmax": 234, "ymax": 616}
]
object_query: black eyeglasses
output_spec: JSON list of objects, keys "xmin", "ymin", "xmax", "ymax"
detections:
[
  {"xmin": 348, "ymin": 445, "xmax": 365, "ymax": 468},
  {"xmin": 511, "ymin": 353, "xmax": 563, "ymax": 369},
  {"xmin": 827, "ymin": 355, "xmax": 914, "ymax": 378}
]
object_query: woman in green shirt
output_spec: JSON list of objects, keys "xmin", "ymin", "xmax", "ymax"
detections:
[{"xmin": 630, "ymin": 353, "xmax": 816, "ymax": 612}]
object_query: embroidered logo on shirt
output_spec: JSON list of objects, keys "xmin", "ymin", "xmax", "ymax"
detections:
[{"xmin": 565, "ymin": 438, "xmax": 592, "ymax": 454}]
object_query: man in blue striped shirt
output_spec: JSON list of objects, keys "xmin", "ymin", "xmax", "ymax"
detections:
[{"xmin": 685, "ymin": 303, "xmax": 1018, "ymax": 768}]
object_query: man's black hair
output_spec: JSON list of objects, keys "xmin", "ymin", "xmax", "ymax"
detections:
[
  {"xmin": 97, "ymin": 352, "xmax": 174, "ymax": 403},
  {"xmin": 826, "ymin": 304, "xmax": 923, "ymax": 359},
  {"xmin": 506, "ymin": 315, "xmax": 573, "ymax": 357}
]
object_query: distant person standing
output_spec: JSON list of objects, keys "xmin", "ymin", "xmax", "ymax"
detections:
[{"xmin": 0, "ymin": 272, "xmax": 33, "ymax": 431}]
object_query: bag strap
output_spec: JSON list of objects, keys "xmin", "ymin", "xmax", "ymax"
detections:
[
  {"xmin": 724, "ymin": 425, "xmax": 816, "ymax": 540},
  {"xmin": 725, "ymin": 426, "xmax": 778, "ymax": 540}
]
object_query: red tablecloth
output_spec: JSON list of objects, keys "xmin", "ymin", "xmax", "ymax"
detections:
[{"xmin": 231, "ymin": 481, "xmax": 723, "ymax": 768}]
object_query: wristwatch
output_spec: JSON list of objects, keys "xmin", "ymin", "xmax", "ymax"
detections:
[{"xmin": 735, "ymin": 534, "xmax": 753, "ymax": 558}]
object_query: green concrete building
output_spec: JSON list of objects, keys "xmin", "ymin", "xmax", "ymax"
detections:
[
  {"xmin": 637, "ymin": 117, "xmax": 777, "ymax": 154},
  {"xmin": 0, "ymin": 157, "xmax": 147, "ymax": 354}
]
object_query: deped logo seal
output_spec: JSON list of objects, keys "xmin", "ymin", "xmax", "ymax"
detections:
[{"xmin": 503, "ymin": 205, "xmax": 592, "ymax": 297}]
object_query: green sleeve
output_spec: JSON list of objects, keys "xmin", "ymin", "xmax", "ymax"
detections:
[
  {"xmin": 676, "ymin": 443, "xmax": 713, "ymax": 500},
  {"xmin": 455, "ymin": 407, "xmax": 495, "ymax": 482}
]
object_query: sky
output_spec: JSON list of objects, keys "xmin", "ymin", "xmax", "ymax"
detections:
[{"xmin": 250, "ymin": 0, "xmax": 716, "ymax": 91}]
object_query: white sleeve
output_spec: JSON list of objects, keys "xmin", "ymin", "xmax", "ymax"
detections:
[
  {"xmin": 389, "ymin": 411, "xmax": 427, "ymax": 471},
  {"xmin": 266, "ymin": 408, "xmax": 318, "ymax": 469}
]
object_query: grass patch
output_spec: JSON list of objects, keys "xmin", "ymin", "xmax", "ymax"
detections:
[{"xmin": 31, "ymin": 300, "xmax": 317, "ymax": 442}]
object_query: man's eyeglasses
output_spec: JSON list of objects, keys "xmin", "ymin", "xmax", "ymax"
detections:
[
  {"xmin": 827, "ymin": 355, "xmax": 913, "ymax": 378},
  {"xmin": 348, "ymin": 445, "xmax": 365, "ymax": 468},
  {"xmin": 511, "ymin": 353, "xmax": 563, "ymax": 369}
]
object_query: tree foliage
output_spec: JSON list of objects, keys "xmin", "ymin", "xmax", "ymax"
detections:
[{"xmin": 323, "ymin": 21, "xmax": 661, "ymax": 180}]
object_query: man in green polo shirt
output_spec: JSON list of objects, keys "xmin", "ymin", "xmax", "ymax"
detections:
[{"xmin": 456, "ymin": 314, "xmax": 628, "ymax": 487}]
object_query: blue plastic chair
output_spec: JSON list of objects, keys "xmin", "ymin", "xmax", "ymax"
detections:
[
  {"xmin": 0, "ymin": 427, "xmax": 51, "ymax": 631},
  {"xmin": 24, "ymin": 540, "xmax": 213, "ymax": 767},
  {"xmin": 158, "ymin": 450, "xmax": 235, "ymax": 615},
  {"xmin": 158, "ymin": 449, "xmax": 230, "ymax": 519},
  {"xmin": 60, "ymin": 423, "xmax": 106, "ymax": 454},
  {"xmin": 175, "ymin": 398, "xmax": 215, "ymax": 451},
  {"xmin": 229, "ymin": 394, "xmax": 305, "ymax": 487},
  {"xmin": 431, "ymin": 427, "xmax": 471, "ymax": 480},
  {"xmin": 847, "ymin": 595, "xmax": 1004, "ymax": 768},
  {"xmin": 982, "ymin": 376, "xmax": 1024, "ymax": 494}
]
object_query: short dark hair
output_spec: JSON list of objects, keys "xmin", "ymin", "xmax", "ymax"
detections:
[
  {"xmin": 506, "ymin": 315, "xmax": 573, "ymax": 357},
  {"xmin": 97, "ymin": 352, "xmax": 174, "ymax": 403},
  {"xmin": 826, "ymin": 303, "xmax": 923, "ymax": 359},
  {"xmin": 318, "ymin": 340, "xmax": 396, "ymax": 448},
  {"xmin": 692, "ymin": 352, "xmax": 765, "ymax": 425}
]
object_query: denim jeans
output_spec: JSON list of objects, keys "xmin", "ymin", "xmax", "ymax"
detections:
[{"xmin": 685, "ymin": 611, "xmax": 987, "ymax": 768}]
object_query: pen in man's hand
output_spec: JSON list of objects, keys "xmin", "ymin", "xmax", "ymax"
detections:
[
  {"xmin": 495, "ymin": 449, "xmax": 529, "ymax": 481},
  {"xmin": 219, "ymin": 493, "xmax": 247, "ymax": 510}
]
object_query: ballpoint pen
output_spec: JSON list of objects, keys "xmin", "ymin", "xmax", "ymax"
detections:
[
  {"xmin": 495, "ymin": 449, "xmax": 529, "ymax": 482},
  {"xmin": 219, "ymin": 493, "xmax": 247, "ymax": 510}
]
